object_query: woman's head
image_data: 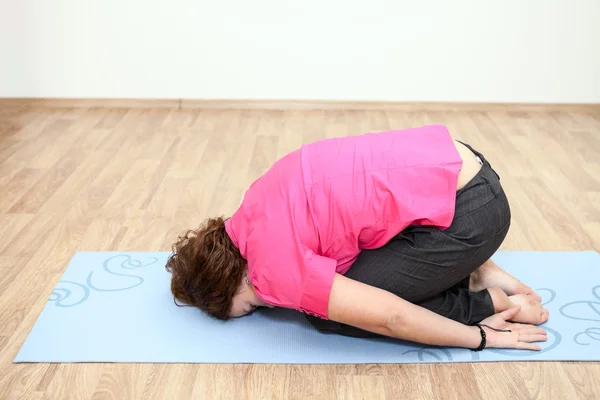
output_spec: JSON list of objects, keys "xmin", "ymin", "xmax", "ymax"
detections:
[{"xmin": 166, "ymin": 217, "xmax": 261, "ymax": 320}]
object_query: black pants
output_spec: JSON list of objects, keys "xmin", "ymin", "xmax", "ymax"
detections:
[{"xmin": 305, "ymin": 142, "xmax": 511, "ymax": 338}]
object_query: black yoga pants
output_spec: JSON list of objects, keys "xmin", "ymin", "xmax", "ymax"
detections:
[{"xmin": 305, "ymin": 142, "xmax": 511, "ymax": 338}]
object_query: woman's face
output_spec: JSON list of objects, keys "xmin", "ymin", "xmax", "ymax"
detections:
[{"xmin": 229, "ymin": 275, "xmax": 272, "ymax": 318}]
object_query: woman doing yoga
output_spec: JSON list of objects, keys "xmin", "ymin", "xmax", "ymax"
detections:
[{"xmin": 166, "ymin": 125, "xmax": 548, "ymax": 351}]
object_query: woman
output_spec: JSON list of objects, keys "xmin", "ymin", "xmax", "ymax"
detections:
[{"xmin": 167, "ymin": 125, "xmax": 548, "ymax": 352}]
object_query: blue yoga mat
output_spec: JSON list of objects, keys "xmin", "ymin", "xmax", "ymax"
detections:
[{"xmin": 14, "ymin": 251, "xmax": 600, "ymax": 364}]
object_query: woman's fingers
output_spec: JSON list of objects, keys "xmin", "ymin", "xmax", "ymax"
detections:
[
  {"xmin": 516, "ymin": 341, "xmax": 542, "ymax": 351},
  {"xmin": 519, "ymin": 327, "xmax": 547, "ymax": 336},
  {"xmin": 509, "ymin": 323, "xmax": 547, "ymax": 335},
  {"xmin": 518, "ymin": 333, "xmax": 548, "ymax": 343}
]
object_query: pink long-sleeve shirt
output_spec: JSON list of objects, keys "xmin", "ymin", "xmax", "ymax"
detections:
[{"xmin": 225, "ymin": 125, "xmax": 463, "ymax": 319}]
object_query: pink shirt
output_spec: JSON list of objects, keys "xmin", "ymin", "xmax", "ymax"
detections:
[{"xmin": 225, "ymin": 125, "xmax": 463, "ymax": 319}]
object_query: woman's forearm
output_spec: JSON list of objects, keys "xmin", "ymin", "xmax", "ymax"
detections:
[
  {"xmin": 328, "ymin": 273, "xmax": 483, "ymax": 349},
  {"xmin": 385, "ymin": 299, "xmax": 482, "ymax": 348}
]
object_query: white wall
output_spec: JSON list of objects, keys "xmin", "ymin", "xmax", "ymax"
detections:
[{"xmin": 1, "ymin": 0, "xmax": 599, "ymax": 103}]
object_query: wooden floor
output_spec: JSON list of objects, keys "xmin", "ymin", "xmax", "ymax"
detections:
[{"xmin": 1, "ymin": 106, "xmax": 599, "ymax": 399}]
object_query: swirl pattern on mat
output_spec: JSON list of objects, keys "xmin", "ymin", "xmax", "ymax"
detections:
[{"xmin": 49, "ymin": 254, "xmax": 159, "ymax": 307}]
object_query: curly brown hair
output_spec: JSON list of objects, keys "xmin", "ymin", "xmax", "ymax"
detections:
[{"xmin": 165, "ymin": 217, "xmax": 246, "ymax": 320}]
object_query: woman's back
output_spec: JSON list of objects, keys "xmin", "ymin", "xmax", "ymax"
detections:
[{"xmin": 300, "ymin": 125, "xmax": 463, "ymax": 272}]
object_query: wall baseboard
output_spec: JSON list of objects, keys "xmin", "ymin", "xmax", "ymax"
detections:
[
  {"xmin": 0, "ymin": 98, "xmax": 181, "ymax": 109},
  {"xmin": 1, "ymin": 98, "xmax": 599, "ymax": 112}
]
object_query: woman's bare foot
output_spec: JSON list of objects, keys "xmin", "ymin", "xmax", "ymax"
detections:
[{"xmin": 470, "ymin": 260, "xmax": 541, "ymax": 302}]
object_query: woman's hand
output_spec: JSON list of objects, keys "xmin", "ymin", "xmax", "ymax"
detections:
[
  {"xmin": 478, "ymin": 306, "xmax": 548, "ymax": 351},
  {"xmin": 508, "ymin": 294, "xmax": 549, "ymax": 324}
]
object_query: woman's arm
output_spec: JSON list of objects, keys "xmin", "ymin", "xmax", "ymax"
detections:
[
  {"xmin": 327, "ymin": 273, "xmax": 546, "ymax": 350},
  {"xmin": 327, "ymin": 273, "xmax": 481, "ymax": 348}
]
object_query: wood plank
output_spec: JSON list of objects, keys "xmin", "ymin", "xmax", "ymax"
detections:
[{"xmin": 1, "ymin": 106, "xmax": 599, "ymax": 399}]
